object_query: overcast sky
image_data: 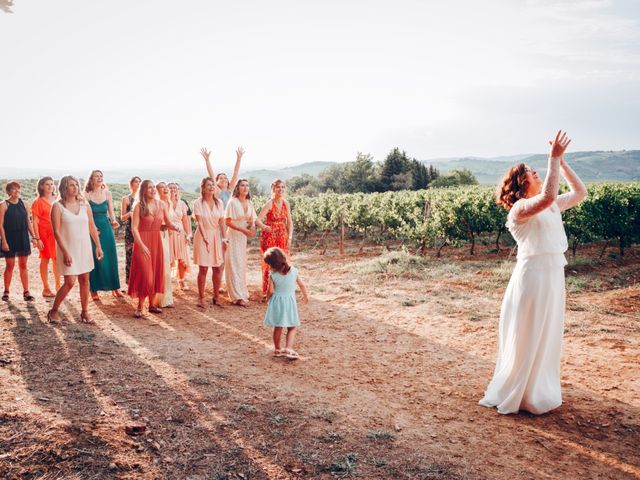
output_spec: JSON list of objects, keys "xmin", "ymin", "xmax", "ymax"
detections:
[{"xmin": 1, "ymin": 0, "xmax": 639, "ymax": 171}]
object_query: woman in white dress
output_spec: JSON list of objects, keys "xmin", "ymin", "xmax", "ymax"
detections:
[
  {"xmin": 224, "ymin": 179, "xmax": 257, "ymax": 306},
  {"xmin": 156, "ymin": 182, "xmax": 174, "ymax": 308},
  {"xmin": 479, "ymin": 131, "xmax": 587, "ymax": 415},
  {"xmin": 47, "ymin": 176, "xmax": 103, "ymax": 324}
]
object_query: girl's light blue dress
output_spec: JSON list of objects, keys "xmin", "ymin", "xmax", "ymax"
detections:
[{"xmin": 264, "ymin": 266, "xmax": 300, "ymax": 327}]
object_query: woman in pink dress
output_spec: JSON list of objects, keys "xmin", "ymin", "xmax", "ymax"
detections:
[
  {"xmin": 193, "ymin": 177, "xmax": 228, "ymax": 308},
  {"xmin": 168, "ymin": 182, "xmax": 192, "ymax": 290},
  {"xmin": 128, "ymin": 180, "xmax": 179, "ymax": 318},
  {"xmin": 31, "ymin": 177, "xmax": 60, "ymax": 297}
]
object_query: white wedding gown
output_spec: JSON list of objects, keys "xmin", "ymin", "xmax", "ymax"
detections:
[{"xmin": 479, "ymin": 201, "xmax": 568, "ymax": 415}]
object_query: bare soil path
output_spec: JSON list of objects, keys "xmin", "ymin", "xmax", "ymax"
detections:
[{"xmin": 1, "ymin": 242, "xmax": 638, "ymax": 479}]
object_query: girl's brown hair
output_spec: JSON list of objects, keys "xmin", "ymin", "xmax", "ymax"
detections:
[
  {"xmin": 84, "ymin": 170, "xmax": 106, "ymax": 193},
  {"xmin": 497, "ymin": 163, "xmax": 530, "ymax": 210},
  {"xmin": 232, "ymin": 178, "xmax": 251, "ymax": 200},
  {"xmin": 263, "ymin": 247, "xmax": 291, "ymax": 275},
  {"xmin": 135, "ymin": 179, "xmax": 155, "ymax": 217},
  {"xmin": 36, "ymin": 176, "xmax": 55, "ymax": 197},
  {"xmin": 129, "ymin": 176, "xmax": 141, "ymax": 187}
]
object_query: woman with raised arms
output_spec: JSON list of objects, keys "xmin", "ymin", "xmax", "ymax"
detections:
[
  {"xmin": 47, "ymin": 176, "xmax": 103, "ymax": 324},
  {"xmin": 479, "ymin": 131, "xmax": 587, "ymax": 415},
  {"xmin": 200, "ymin": 146, "xmax": 245, "ymax": 208}
]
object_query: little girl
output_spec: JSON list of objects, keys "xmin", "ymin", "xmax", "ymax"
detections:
[{"xmin": 263, "ymin": 247, "xmax": 308, "ymax": 360}]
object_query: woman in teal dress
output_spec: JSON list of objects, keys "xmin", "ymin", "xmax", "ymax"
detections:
[
  {"xmin": 263, "ymin": 247, "xmax": 309, "ymax": 360},
  {"xmin": 84, "ymin": 170, "xmax": 121, "ymax": 298}
]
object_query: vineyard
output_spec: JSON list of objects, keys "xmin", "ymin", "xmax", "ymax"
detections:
[
  {"xmin": 281, "ymin": 183, "xmax": 640, "ymax": 257},
  {"xmin": 5, "ymin": 178, "xmax": 640, "ymax": 257}
]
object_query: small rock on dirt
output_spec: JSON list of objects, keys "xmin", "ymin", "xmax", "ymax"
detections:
[{"xmin": 125, "ymin": 423, "xmax": 147, "ymax": 436}]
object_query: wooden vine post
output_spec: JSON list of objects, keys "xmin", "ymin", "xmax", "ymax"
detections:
[{"xmin": 339, "ymin": 210, "xmax": 345, "ymax": 256}]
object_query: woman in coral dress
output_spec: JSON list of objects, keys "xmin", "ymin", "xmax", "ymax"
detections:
[
  {"xmin": 257, "ymin": 179, "xmax": 293, "ymax": 299},
  {"xmin": 31, "ymin": 177, "xmax": 59, "ymax": 297},
  {"xmin": 168, "ymin": 182, "xmax": 192, "ymax": 290},
  {"xmin": 193, "ymin": 177, "xmax": 227, "ymax": 308},
  {"xmin": 479, "ymin": 131, "xmax": 587, "ymax": 415},
  {"xmin": 128, "ymin": 180, "xmax": 179, "ymax": 318},
  {"xmin": 224, "ymin": 179, "xmax": 257, "ymax": 306}
]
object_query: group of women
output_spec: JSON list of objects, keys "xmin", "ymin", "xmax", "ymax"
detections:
[
  {"xmin": 0, "ymin": 147, "xmax": 293, "ymax": 321},
  {"xmin": 2, "ymin": 132, "xmax": 590, "ymax": 416}
]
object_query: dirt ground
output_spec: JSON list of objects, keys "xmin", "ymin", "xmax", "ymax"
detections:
[{"xmin": 1, "ymin": 239, "xmax": 639, "ymax": 480}]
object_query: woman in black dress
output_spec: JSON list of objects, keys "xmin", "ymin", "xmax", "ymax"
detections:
[{"xmin": 0, "ymin": 181, "xmax": 39, "ymax": 301}]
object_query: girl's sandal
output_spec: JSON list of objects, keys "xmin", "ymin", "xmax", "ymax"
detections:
[
  {"xmin": 2, "ymin": 291, "xmax": 9, "ymax": 302},
  {"xmin": 149, "ymin": 306, "xmax": 162, "ymax": 314},
  {"xmin": 23, "ymin": 291, "xmax": 35, "ymax": 301},
  {"xmin": 285, "ymin": 349, "xmax": 300, "ymax": 360},
  {"xmin": 47, "ymin": 309, "xmax": 61, "ymax": 325},
  {"xmin": 42, "ymin": 290, "xmax": 56, "ymax": 298},
  {"xmin": 197, "ymin": 298, "xmax": 206, "ymax": 309},
  {"xmin": 133, "ymin": 310, "xmax": 144, "ymax": 319},
  {"xmin": 273, "ymin": 349, "xmax": 287, "ymax": 358}
]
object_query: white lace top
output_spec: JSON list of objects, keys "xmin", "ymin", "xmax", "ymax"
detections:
[{"xmin": 507, "ymin": 200, "xmax": 568, "ymax": 261}]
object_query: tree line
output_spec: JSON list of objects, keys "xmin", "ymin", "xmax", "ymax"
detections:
[{"xmin": 286, "ymin": 149, "xmax": 478, "ymax": 195}]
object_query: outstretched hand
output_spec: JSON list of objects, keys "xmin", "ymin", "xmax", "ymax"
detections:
[
  {"xmin": 200, "ymin": 147, "xmax": 211, "ymax": 162},
  {"xmin": 236, "ymin": 146, "xmax": 245, "ymax": 159},
  {"xmin": 549, "ymin": 131, "xmax": 571, "ymax": 159}
]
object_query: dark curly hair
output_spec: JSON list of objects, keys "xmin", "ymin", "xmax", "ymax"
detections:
[{"xmin": 497, "ymin": 163, "xmax": 530, "ymax": 210}]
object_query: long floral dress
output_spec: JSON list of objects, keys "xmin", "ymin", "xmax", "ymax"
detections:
[
  {"xmin": 123, "ymin": 194, "xmax": 135, "ymax": 284},
  {"xmin": 259, "ymin": 200, "xmax": 290, "ymax": 295}
]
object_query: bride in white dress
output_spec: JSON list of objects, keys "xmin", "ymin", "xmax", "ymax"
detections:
[{"xmin": 479, "ymin": 131, "xmax": 587, "ymax": 415}]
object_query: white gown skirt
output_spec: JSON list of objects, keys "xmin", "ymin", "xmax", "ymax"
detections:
[
  {"xmin": 158, "ymin": 231, "xmax": 173, "ymax": 307},
  {"xmin": 479, "ymin": 254, "xmax": 566, "ymax": 415}
]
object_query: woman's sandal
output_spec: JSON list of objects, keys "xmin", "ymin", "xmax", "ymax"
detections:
[
  {"xmin": 80, "ymin": 311, "xmax": 95, "ymax": 324},
  {"xmin": 212, "ymin": 297, "xmax": 224, "ymax": 308},
  {"xmin": 23, "ymin": 291, "xmax": 35, "ymax": 301},
  {"xmin": 42, "ymin": 290, "xmax": 56, "ymax": 298},
  {"xmin": 2, "ymin": 291, "xmax": 8, "ymax": 302},
  {"xmin": 133, "ymin": 310, "xmax": 144, "ymax": 319},
  {"xmin": 197, "ymin": 299, "xmax": 206, "ymax": 309},
  {"xmin": 47, "ymin": 309, "xmax": 61, "ymax": 325},
  {"xmin": 112, "ymin": 290, "xmax": 124, "ymax": 298},
  {"xmin": 149, "ymin": 306, "xmax": 162, "ymax": 314},
  {"xmin": 272, "ymin": 349, "xmax": 287, "ymax": 358}
]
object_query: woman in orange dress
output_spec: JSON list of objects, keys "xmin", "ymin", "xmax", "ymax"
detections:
[
  {"xmin": 31, "ymin": 177, "xmax": 59, "ymax": 297},
  {"xmin": 128, "ymin": 180, "xmax": 179, "ymax": 318},
  {"xmin": 257, "ymin": 179, "xmax": 293, "ymax": 299}
]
